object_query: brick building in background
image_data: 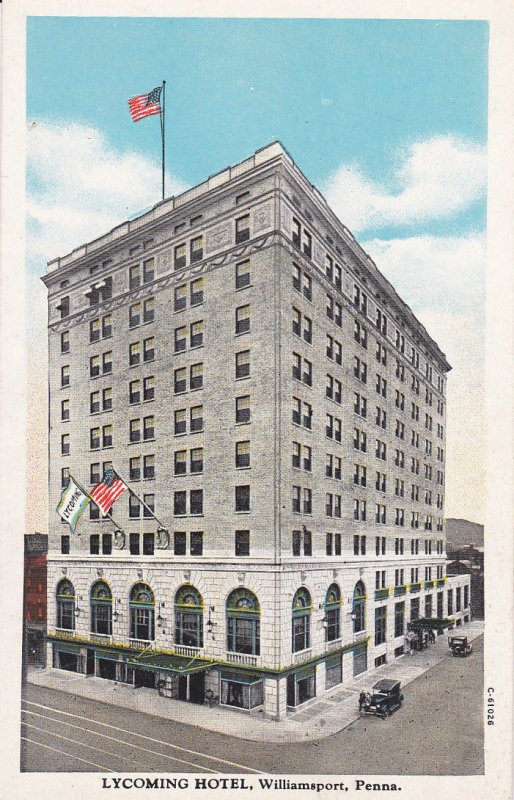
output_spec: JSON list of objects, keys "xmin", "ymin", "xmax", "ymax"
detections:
[
  {"xmin": 41, "ymin": 142, "xmax": 471, "ymax": 719},
  {"xmin": 24, "ymin": 533, "xmax": 48, "ymax": 667}
]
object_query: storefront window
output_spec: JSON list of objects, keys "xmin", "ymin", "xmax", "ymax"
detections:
[
  {"xmin": 287, "ymin": 667, "xmax": 316, "ymax": 706},
  {"xmin": 220, "ymin": 672, "xmax": 263, "ymax": 709},
  {"xmin": 175, "ymin": 585, "xmax": 203, "ymax": 647}
]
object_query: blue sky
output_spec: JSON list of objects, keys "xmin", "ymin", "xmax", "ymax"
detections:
[
  {"xmin": 25, "ymin": 16, "xmax": 488, "ymax": 526},
  {"xmin": 27, "ymin": 17, "xmax": 488, "ymax": 235}
]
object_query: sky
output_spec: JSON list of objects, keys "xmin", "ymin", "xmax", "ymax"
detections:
[{"xmin": 25, "ymin": 16, "xmax": 489, "ymax": 530}]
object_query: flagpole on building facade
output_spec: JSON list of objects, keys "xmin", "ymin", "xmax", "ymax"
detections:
[{"xmin": 161, "ymin": 80, "xmax": 166, "ymax": 200}]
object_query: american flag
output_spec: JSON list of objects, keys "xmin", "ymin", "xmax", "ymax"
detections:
[
  {"xmin": 128, "ymin": 86, "xmax": 162, "ymax": 122},
  {"xmin": 90, "ymin": 468, "xmax": 126, "ymax": 515}
]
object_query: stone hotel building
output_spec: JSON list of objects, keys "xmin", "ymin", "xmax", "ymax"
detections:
[{"xmin": 42, "ymin": 142, "xmax": 471, "ymax": 719}]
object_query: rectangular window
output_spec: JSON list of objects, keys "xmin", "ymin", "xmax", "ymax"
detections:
[
  {"xmin": 129, "ymin": 341, "xmax": 141, "ymax": 366},
  {"xmin": 292, "ymin": 530, "xmax": 301, "ymax": 556},
  {"xmin": 174, "ymin": 326, "xmax": 187, "ymax": 353},
  {"xmin": 90, "ymin": 534, "xmax": 100, "ymax": 555},
  {"xmin": 143, "ymin": 532, "xmax": 154, "ymax": 555},
  {"xmin": 129, "ymin": 533, "xmax": 140, "ymax": 555},
  {"xmin": 190, "ymin": 489, "xmax": 203, "ymax": 515},
  {"xmin": 236, "ymin": 305, "xmax": 251, "ymax": 335},
  {"xmin": 190, "ymin": 320, "xmax": 204, "ymax": 348},
  {"xmin": 61, "ymin": 467, "xmax": 70, "ymax": 487},
  {"xmin": 174, "ymin": 409, "xmax": 186, "ymax": 435},
  {"xmin": 143, "ymin": 454, "xmax": 155, "ymax": 480},
  {"xmin": 60, "ymin": 534, "xmax": 70, "ymax": 554},
  {"xmin": 90, "ymin": 355, "xmax": 100, "ymax": 378},
  {"xmin": 102, "ymin": 424, "xmax": 113, "ymax": 447},
  {"xmin": 175, "ymin": 367, "xmax": 187, "ymax": 394},
  {"xmin": 236, "ymin": 260, "xmax": 251, "ymax": 289},
  {"xmin": 174, "ymin": 450, "xmax": 187, "ymax": 475},
  {"xmin": 236, "ymin": 350, "xmax": 250, "ymax": 379},
  {"xmin": 235, "ymin": 214, "xmax": 250, "ymax": 243},
  {"xmin": 129, "ymin": 494, "xmax": 141, "ymax": 518},
  {"xmin": 143, "ymin": 337, "xmax": 154, "ymax": 361},
  {"xmin": 190, "ymin": 447, "xmax": 203, "ymax": 473},
  {"xmin": 190, "ymin": 236, "xmax": 203, "ymax": 263},
  {"xmin": 190, "ymin": 405, "xmax": 203, "ymax": 432},
  {"xmin": 236, "ymin": 395, "xmax": 251, "ymax": 424},
  {"xmin": 143, "ymin": 376, "xmax": 155, "ymax": 401},
  {"xmin": 174, "ymin": 284, "xmax": 187, "ymax": 311},
  {"xmin": 190, "ymin": 277, "xmax": 204, "ymax": 305},
  {"xmin": 102, "ymin": 351, "xmax": 112, "ymax": 375},
  {"xmin": 190, "ymin": 531, "xmax": 203, "ymax": 556},
  {"xmin": 236, "ymin": 440, "xmax": 250, "ymax": 468},
  {"xmin": 174, "ymin": 491, "xmax": 187, "ymax": 516},
  {"xmin": 129, "ymin": 302, "xmax": 141, "ymax": 328},
  {"xmin": 375, "ymin": 606, "xmax": 386, "ymax": 645},
  {"xmin": 143, "ymin": 298, "xmax": 155, "ymax": 324},
  {"xmin": 129, "ymin": 264, "xmax": 141, "ymax": 289},
  {"xmin": 236, "ymin": 485, "xmax": 250, "ymax": 512},
  {"xmin": 235, "ymin": 529, "xmax": 250, "ymax": 556},
  {"xmin": 174, "ymin": 531, "xmax": 187, "ymax": 555},
  {"xmin": 174, "ymin": 243, "xmax": 187, "ymax": 270},
  {"xmin": 190, "ymin": 362, "xmax": 203, "ymax": 390},
  {"xmin": 60, "ymin": 331, "xmax": 70, "ymax": 353},
  {"xmin": 129, "ymin": 457, "xmax": 141, "ymax": 481}
]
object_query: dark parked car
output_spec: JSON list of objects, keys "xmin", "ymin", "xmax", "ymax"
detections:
[
  {"xmin": 448, "ymin": 635, "xmax": 473, "ymax": 657},
  {"xmin": 362, "ymin": 679, "xmax": 404, "ymax": 719}
]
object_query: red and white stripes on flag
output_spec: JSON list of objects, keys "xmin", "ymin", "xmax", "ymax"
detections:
[
  {"xmin": 128, "ymin": 86, "xmax": 162, "ymax": 122},
  {"xmin": 89, "ymin": 469, "xmax": 126, "ymax": 515}
]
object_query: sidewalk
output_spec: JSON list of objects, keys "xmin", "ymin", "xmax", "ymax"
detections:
[{"xmin": 27, "ymin": 620, "xmax": 483, "ymax": 743}]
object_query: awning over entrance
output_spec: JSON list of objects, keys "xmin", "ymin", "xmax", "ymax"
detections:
[
  {"xmin": 123, "ymin": 650, "xmax": 220, "ymax": 675},
  {"xmin": 407, "ymin": 617, "xmax": 452, "ymax": 632}
]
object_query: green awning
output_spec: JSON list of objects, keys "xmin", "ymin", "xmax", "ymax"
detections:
[{"xmin": 125, "ymin": 650, "xmax": 220, "ymax": 675}]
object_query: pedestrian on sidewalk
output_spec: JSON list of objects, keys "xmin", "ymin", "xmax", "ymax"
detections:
[
  {"xmin": 358, "ymin": 691, "xmax": 367, "ymax": 713},
  {"xmin": 429, "ymin": 629, "xmax": 436, "ymax": 644},
  {"xmin": 405, "ymin": 630, "xmax": 414, "ymax": 655}
]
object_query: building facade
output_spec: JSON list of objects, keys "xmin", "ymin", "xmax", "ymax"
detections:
[
  {"xmin": 42, "ymin": 142, "xmax": 471, "ymax": 719},
  {"xmin": 24, "ymin": 533, "xmax": 48, "ymax": 667}
]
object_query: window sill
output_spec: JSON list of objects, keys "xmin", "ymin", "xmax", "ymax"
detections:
[
  {"xmin": 235, "ymin": 330, "xmax": 251, "ymax": 338},
  {"xmin": 235, "ymin": 421, "xmax": 251, "ymax": 427},
  {"xmin": 235, "ymin": 283, "xmax": 253, "ymax": 293},
  {"xmin": 235, "ymin": 375, "xmax": 250, "ymax": 382},
  {"xmin": 235, "ymin": 510, "xmax": 251, "ymax": 515},
  {"xmin": 235, "ymin": 465, "xmax": 251, "ymax": 471},
  {"xmin": 128, "ymin": 438, "xmax": 156, "ymax": 446}
]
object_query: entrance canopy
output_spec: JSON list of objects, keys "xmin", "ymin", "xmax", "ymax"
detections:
[
  {"xmin": 126, "ymin": 651, "xmax": 220, "ymax": 674},
  {"xmin": 407, "ymin": 617, "xmax": 452, "ymax": 632}
]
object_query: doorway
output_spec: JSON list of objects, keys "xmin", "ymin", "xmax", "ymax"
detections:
[
  {"xmin": 86, "ymin": 648, "xmax": 95, "ymax": 675},
  {"xmin": 134, "ymin": 668, "xmax": 156, "ymax": 688},
  {"xmin": 177, "ymin": 672, "xmax": 205, "ymax": 703}
]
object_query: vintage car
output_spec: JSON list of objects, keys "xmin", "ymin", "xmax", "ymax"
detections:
[
  {"xmin": 448, "ymin": 635, "xmax": 473, "ymax": 657},
  {"xmin": 362, "ymin": 679, "xmax": 404, "ymax": 719}
]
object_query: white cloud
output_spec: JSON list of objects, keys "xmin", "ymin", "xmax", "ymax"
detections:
[
  {"xmin": 362, "ymin": 233, "xmax": 486, "ymax": 319},
  {"xmin": 26, "ymin": 120, "xmax": 188, "ymax": 266},
  {"xmin": 323, "ymin": 135, "xmax": 486, "ymax": 233},
  {"xmin": 362, "ymin": 234, "xmax": 487, "ymax": 523}
]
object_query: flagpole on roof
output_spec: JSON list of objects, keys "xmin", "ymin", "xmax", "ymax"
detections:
[{"xmin": 161, "ymin": 80, "xmax": 166, "ymax": 200}]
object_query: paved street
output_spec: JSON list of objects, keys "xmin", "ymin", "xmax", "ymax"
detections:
[{"xmin": 21, "ymin": 634, "xmax": 483, "ymax": 775}]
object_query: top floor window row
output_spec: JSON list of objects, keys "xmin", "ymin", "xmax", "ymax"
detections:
[
  {"xmin": 87, "ymin": 276, "xmax": 112, "ymax": 307},
  {"xmin": 56, "ymin": 295, "xmax": 69, "ymax": 319},
  {"xmin": 292, "ymin": 218, "xmax": 312, "ymax": 259},
  {"xmin": 293, "ymin": 264, "xmax": 312, "ymax": 301},
  {"xmin": 129, "ymin": 258, "xmax": 155, "ymax": 289}
]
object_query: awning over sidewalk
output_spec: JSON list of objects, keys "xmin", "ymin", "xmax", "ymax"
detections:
[
  {"xmin": 407, "ymin": 617, "xmax": 453, "ymax": 632},
  {"xmin": 123, "ymin": 651, "xmax": 220, "ymax": 675}
]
